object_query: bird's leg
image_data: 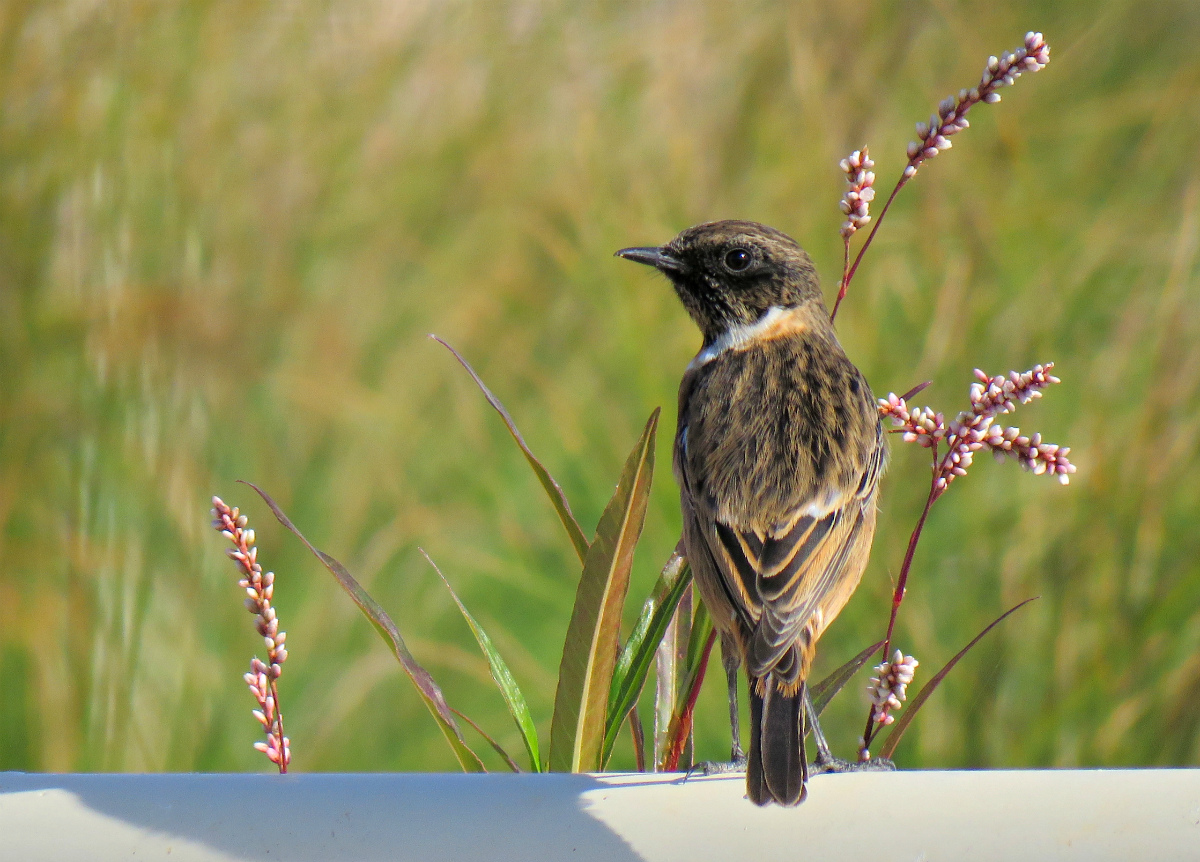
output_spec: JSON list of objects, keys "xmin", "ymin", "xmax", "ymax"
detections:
[
  {"xmin": 803, "ymin": 687, "xmax": 895, "ymax": 775},
  {"xmin": 685, "ymin": 633, "xmax": 747, "ymax": 777},
  {"xmin": 722, "ymin": 635, "xmax": 747, "ymax": 766},
  {"xmin": 804, "ymin": 684, "xmax": 836, "ymax": 767}
]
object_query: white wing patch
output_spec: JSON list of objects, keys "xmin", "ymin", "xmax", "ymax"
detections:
[{"xmin": 800, "ymin": 488, "xmax": 846, "ymax": 522}]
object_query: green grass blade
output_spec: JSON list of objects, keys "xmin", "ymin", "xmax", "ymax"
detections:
[
  {"xmin": 451, "ymin": 707, "xmax": 523, "ymax": 773},
  {"xmin": 684, "ymin": 600, "xmax": 714, "ymax": 675},
  {"xmin": 659, "ymin": 601, "xmax": 716, "ymax": 772},
  {"xmin": 810, "ymin": 639, "xmax": 887, "ymax": 718},
  {"xmin": 548, "ymin": 409, "xmax": 659, "ymax": 772},
  {"xmin": 240, "ymin": 480, "xmax": 485, "ymax": 773},
  {"xmin": 601, "ymin": 550, "xmax": 692, "ymax": 767},
  {"xmin": 421, "ymin": 548, "xmax": 541, "ymax": 772},
  {"xmin": 653, "ymin": 584, "xmax": 692, "ymax": 769},
  {"xmin": 879, "ymin": 597, "xmax": 1039, "ymax": 761},
  {"xmin": 431, "ymin": 335, "xmax": 590, "ymax": 563},
  {"xmin": 629, "ymin": 707, "xmax": 647, "ymax": 771}
]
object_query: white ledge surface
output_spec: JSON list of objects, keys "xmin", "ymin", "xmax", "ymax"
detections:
[{"xmin": 3, "ymin": 769, "xmax": 1199, "ymax": 861}]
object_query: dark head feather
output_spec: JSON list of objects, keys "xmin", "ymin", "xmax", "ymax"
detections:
[{"xmin": 618, "ymin": 220, "xmax": 826, "ymax": 344}]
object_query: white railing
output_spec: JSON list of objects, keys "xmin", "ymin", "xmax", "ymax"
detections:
[{"xmin": 3, "ymin": 769, "xmax": 1198, "ymax": 860}]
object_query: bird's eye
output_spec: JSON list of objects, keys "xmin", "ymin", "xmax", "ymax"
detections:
[{"xmin": 724, "ymin": 248, "xmax": 752, "ymax": 271}]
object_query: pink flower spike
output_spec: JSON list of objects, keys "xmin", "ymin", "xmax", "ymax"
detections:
[
  {"xmin": 838, "ymin": 147, "xmax": 876, "ymax": 240},
  {"xmin": 898, "ymin": 32, "xmax": 1050, "ymax": 182},
  {"xmin": 212, "ymin": 496, "xmax": 291, "ymax": 773},
  {"xmin": 880, "ymin": 363, "xmax": 1073, "ymax": 494}
]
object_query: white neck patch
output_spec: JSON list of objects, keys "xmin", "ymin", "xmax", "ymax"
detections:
[{"xmin": 687, "ymin": 306, "xmax": 794, "ymax": 372}]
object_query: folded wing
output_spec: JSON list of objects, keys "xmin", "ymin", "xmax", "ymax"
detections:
[{"xmin": 687, "ymin": 421, "xmax": 885, "ymax": 682}]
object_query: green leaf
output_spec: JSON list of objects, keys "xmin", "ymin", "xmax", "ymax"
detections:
[
  {"xmin": 653, "ymin": 582, "xmax": 692, "ymax": 768},
  {"xmin": 431, "ymin": 335, "xmax": 590, "ymax": 563},
  {"xmin": 810, "ymin": 639, "xmax": 887, "ymax": 718},
  {"xmin": 684, "ymin": 600, "xmax": 714, "ymax": 675},
  {"xmin": 548, "ymin": 409, "xmax": 659, "ymax": 772},
  {"xmin": 659, "ymin": 601, "xmax": 717, "ymax": 772},
  {"xmin": 602, "ymin": 550, "xmax": 692, "ymax": 767},
  {"xmin": 451, "ymin": 707, "xmax": 523, "ymax": 773},
  {"xmin": 421, "ymin": 548, "xmax": 541, "ymax": 772},
  {"xmin": 879, "ymin": 597, "xmax": 1038, "ymax": 760},
  {"xmin": 240, "ymin": 481, "xmax": 485, "ymax": 773},
  {"xmin": 629, "ymin": 705, "xmax": 647, "ymax": 772}
]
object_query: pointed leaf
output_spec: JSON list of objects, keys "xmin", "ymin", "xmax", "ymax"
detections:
[
  {"xmin": 431, "ymin": 335, "xmax": 590, "ymax": 563},
  {"xmin": 630, "ymin": 705, "xmax": 647, "ymax": 772},
  {"xmin": 879, "ymin": 597, "xmax": 1038, "ymax": 760},
  {"xmin": 684, "ymin": 600, "xmax": 715, "ymax": 675},
  {"xmin": 810, "ymin": 639, "xmax": 887, "ymax": 718},
  {"xmin": 240, "ymin": 481, "xmax": 485, "ymax": 773},
  {"xmin": 422, "ymin": 549, "xmax": 541, "ymax": 772},
  {"xmin": 602, "ymin": 550, "xmax": 692, "ymax": 766},
  {"xmin": 451, "ymin": 708, "xmax": 523, "ymax": 773},
  {"xmin": 660, "ymin": 602, "xmax": 716, "ymax": 772},
  {"xmin": 654, "ymin": 583, "xmax": 692, "ymax": 769},
  {"xmin": 900, "ymin": 380, "xmax": 934, "ymax": 402},
  {"xmin": 548, "ymin": 409, "xmax": 659, "ymax": 772}
]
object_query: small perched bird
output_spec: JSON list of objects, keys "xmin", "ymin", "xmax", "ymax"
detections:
[{"xmin": 618, "ymin": 221, "xmax": 884, "ymax": 806}]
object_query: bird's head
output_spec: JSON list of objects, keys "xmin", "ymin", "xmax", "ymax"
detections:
[{"xmin": 617, "ymin": 220, "xmax": 825, "ymax": 345}]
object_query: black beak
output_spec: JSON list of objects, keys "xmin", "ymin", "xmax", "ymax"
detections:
[{"xmin": 615, "ymin": 246, "xmax": 685, "ymax": 273}]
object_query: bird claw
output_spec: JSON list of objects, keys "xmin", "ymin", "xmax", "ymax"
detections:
[
  {"xmin": 810, "ymin": 754, "xmax": 896, "ymax": 775},
  {"xmin": 683, "ymin": 754, "xmax": 748, "ymax": 780}
]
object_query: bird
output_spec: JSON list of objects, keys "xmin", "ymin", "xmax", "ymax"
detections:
[{"xmin": 617, "ymin": 220, "xmax": 885, "ymax": 806}]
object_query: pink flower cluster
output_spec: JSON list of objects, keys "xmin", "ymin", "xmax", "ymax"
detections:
[
  {"xmin": 246, "ymin": 656, "xmax": 289, "ymax": 768},
  {"xmin": 867, "ymin": 650, "xmax": 919, "ymax": 726},
  {"xmin": 212, "ymin": 496, "xmax": 291, "ymax": 771},
  {"xmin": 838, "ymin": 148, "xmax": 875, "ymax": 239},
  {"xmin": 879, "ymin": 363, "xmax": 1076, "ymax": 493},
  {"xmin": 904, "ymin": 32, "xmax": 1050, "ymax": 179}
]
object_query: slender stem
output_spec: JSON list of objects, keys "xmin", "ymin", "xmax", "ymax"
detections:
[
  {"xmin": 832, "ymin": 173, "xmax": 911, "ymax": 324},
  {"xmin": 269, "ymin": 679, "xmax": 287, "ymax": 773},
  {"xmin": 861, "ymin": 442, "xmax": 941, "ymax": 753},
  {"xmin": 882, "ymin": 460, "xmax": 941, "ymax": 657},
  {"xmin": 848, "ymin": 175, "xmax": 908, "ymax": 285},
  {"xmin": 662, "ymin": 628, "xmax": 717, "ymax": 772},
  {"xmin": 832, "ymin": 238, "xmax": 852, "ymax": 322},
  {"xmin": 630, "ymin": 708, "xmax": 647, "ymax": 772},
  {"xmin": 655, "ymin": 585, "xmax": 690, "ymax": 769}
]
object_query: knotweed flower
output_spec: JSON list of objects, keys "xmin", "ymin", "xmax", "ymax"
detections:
[
  {"xmin": 212, "ymin": 496, "xmax": 291, "ymax": 772},
  {"xmin": 878, "ymin": 363, "xmax": 1075, "ymax": 493},
  {"xmin": 839, "ymin": 148, "xmax": 875, "ymax": 240},
  {"xmin": 904, "ymin": 32, "xmax": 1050, "ymax": 179},
  {"xmin": 862, "ymin": 363, "xmax": 1072, "ymax": 753},
  {"xmin": 849, "ymin": 30, "xmax": 1060, "ymax": 761},
  {"xmin": 833, "ymin": 32, "xmax": 1051, "ymax": 323},
  {"xmin": 867, "ymin": 650, "xmax": 919, "ymax": 726}
]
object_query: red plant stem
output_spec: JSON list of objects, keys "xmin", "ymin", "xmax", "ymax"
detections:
[
  {"xmin": 630, "ymin": 708, "xmax": 647, "ymax": 773},
  {"xmin": 662, "ymin": 628, "xmax": 718, "ymax": 772},
  {"xmin": 883, "ymin": 458, "xmax": 941, "ymax": 656},
  {"xmin": 862, "ymin": 442, "xmax": 942, "ymax": 752},
  {"xmin": 270, "ymin": 679, "xmax": 288, "ymax": 773},
  {"xmin": 831, "ymin": 175, "xmax": 909, "ymax": 323},
  {"xmin": 833, "ymin": 239, "xmax": 852, "ymax": 322}
]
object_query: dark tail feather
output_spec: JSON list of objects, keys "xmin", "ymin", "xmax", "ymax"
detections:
[{"xmin": 747, "ymin": 678, "xmax": 807, "ymax": 806}]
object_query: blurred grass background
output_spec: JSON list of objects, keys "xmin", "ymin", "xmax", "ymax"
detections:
[{"xmin": 2, "ymin": 0, "xmax": 1199, "ymax": 773}]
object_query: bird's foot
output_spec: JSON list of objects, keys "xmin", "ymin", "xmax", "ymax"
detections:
[
  {"xmin": 683, "ymin": 753, "xmax": 748, "ymax": 780},
  {"xmin": 810, "ymin": 754, "xmax": 895, "ymax": 775}
]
